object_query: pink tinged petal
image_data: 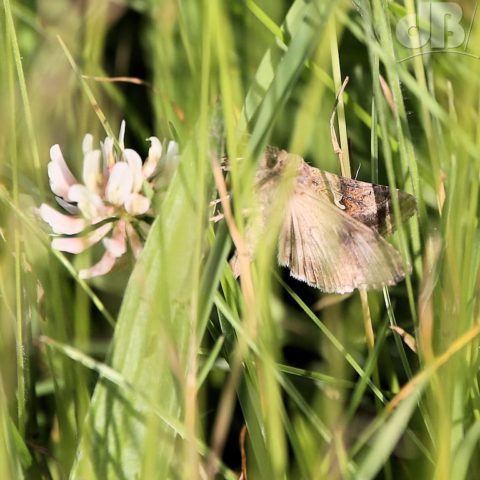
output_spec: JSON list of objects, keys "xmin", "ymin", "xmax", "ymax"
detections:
[
  {"xmin": 123, "ymin": 149, "xmax": 144, "ymax": 192},
  {"xmin": 51, "ymin": 223, "xmax": 112, "ymax": 254},
  {"xmin": 82, "ymin": 150, "xmax": 102, "ymax": 192},
  {"xmin": 82, "ymin": 134, "xmax": 94, "ymax": 154},
  {"xmin": 51, "ymin": 237, "xmax": 87, "ymax": 254},
  {"xmin": 102, "ymin": 137, "xmax": 115, "ymax": 168},
  {"xmin": 48, "ymin": 145, "xmax": 78, "ymax": 198},
  {"xmin": 79, "ymin": 251, "xmax": 117, "ymax": 279},
  {"xmin": 105, "ymin": 162, "xmax": 133, "ymax": 205},
  {"xmin": 55, "ymin": 196, "xmax": 80, "ymax": 215},
  {"xmin": 103, "ymin": 222, "xmax": 127, "ymax": 257},
  {"xmin": 142, "ymin": 137, "xmax": 162, "ymax": 179},
  {"xmin": 48, "ymin": 163, "xmax": 73, "ymax": 199},
  {"xmin": 39, "ymin": 204, "xmax": 86, "ymax": 234},
  {"xmin": 50, "ymin": 145, "xmax": 77, "ymax": 183},
  {"xmin": 119, "ymin": 120, "xmax": 126, "ymax": 150},
  {"xmin": 68, "ymin": 184, "xmax": 106, "ymax": 220},
  {"xmin": 125, "ymin": 193, "xmax": 150, "ymax": 215},
  {"xmin": 126, "ymin": 223, "xmax": 143, "ymax": 258}
]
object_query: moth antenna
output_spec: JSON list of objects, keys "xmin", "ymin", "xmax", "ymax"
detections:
[{"xmin": 354, "ymin": 163, "xmax": 362, "ymax": 180}]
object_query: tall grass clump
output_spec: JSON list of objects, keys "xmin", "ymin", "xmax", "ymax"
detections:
[{"xmin": 1, "ymin": 0, "xmax": 479, "ymax": 478}]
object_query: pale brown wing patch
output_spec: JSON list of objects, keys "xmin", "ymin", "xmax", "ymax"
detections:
[{"xmin": 278, "ymin": 191, "xmax": 406, "ymax": 293}]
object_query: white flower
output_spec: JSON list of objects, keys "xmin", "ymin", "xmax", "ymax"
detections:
[{"xmin": 39, "ymin": 121, "xmax": 179, "ymax": 279}]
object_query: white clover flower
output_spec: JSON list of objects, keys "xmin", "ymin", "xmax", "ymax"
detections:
[{"xmin": 39, "ymin": 121, "xmax": 179, "ymax": 279}]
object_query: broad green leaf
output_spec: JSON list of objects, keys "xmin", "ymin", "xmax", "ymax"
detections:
[{"xmin": 71, "ymin": 139, "xmax": 213, "ymax": 478}]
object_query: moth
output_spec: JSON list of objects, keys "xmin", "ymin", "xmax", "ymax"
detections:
[{"xmin": 231, "ymin": 147, "xmax": 416, "ymax": 294}]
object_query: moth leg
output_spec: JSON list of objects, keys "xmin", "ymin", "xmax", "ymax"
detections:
[
  {"xmin": 219, "ymin": 155, "xmax": 244, "ymax": 171},
  {"xmin": 209, "ymin": 196, "xmax": 229, "ymax": 207},
  {"xmin": 209, "ymin": 195, "xmax": 230, "ymax": 223},
  {"xmin": 210, "ymin": 213, "xmax": 224, "ymax": 223}
]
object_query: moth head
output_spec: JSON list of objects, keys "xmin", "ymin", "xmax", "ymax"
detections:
[
  {"xmin": 259, "ymin": 147, "xmax": 296, "ymax": 172},
  {"xmin": 256, "ymin": 148, "xmax": 303, "ymax": 191},
  {"xmin": 259, "ymin": 147, "xmax": 280, "ymax": 170}
]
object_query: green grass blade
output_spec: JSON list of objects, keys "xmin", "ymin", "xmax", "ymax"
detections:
[
  {"xmin": 248, "ymin": 1, "xmax": 338, "ymax": 155},
  {"xmin": 451, "ymin": 421, "xmax": 480, "ymax": 480},
  {"xmin": 354, "ymin": 387, "xmax": 421, "ymax": 480}
]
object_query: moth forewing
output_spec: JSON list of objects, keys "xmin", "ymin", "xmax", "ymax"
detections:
[{"xmin": 303, "ymin": 167, "xmax": 416, "ymax": 235}]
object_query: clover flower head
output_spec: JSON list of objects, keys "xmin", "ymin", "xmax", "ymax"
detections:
[{"xmin": 39, "ymin": 121, "xmax": 179, "ymax": 279}]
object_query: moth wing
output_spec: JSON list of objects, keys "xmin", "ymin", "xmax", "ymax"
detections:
[
  {"xmin": 313, "ymin": 169, "xmax": 416, "ymax": 235},
  {"xmin": 278, "ymin": 191, "xmax": 407, "ymax": 293}
]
